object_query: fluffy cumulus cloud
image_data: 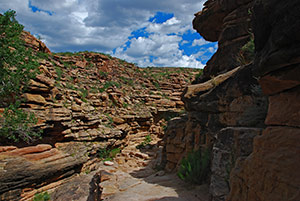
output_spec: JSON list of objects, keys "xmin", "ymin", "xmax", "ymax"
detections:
[{"xmin": 0, "ymin": 0, "xmax": 217, "ymax": 68}]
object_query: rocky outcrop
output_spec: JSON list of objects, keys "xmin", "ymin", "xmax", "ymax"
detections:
[
  {"xmin": 0, "ymin": 32, "xmax": 201, "ymax": 200},
  {"xmin": 193, "ymin": 0, "xmax": 254, "ymax": 82},
  {"xmin": 163, "ymin": 64, "xmax": 267, "ymax": 200},
  {"xmin": 163, "ymin": 0, "xmax": 278, "ymax": 200},
  {"xmin": 21, "ymin": 31, "xmax": 51, "ymax": 53},
  {"xmin": 0, "ymin": 144, "xmax": 87, "ymax": 201},
  {"xmin": 227, "ymin": 1, "xmax": 300, "ymax": 200}
]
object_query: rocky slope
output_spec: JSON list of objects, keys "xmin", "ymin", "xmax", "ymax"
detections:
[
  {"xmin": 0, "ymin": 31, "xmax": 201, "ymax": 200},
  {"xmin": 162, "ymin": 0, "xmax": 299, "ymax": 201}
]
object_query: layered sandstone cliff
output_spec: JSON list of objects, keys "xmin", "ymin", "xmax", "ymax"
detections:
[
  {"xmin": 193, "ymin": 0, "xmax": 254, "ymax": 82},
  {"xmin": 164, "ymin": 0, "xmax": 299, "ymax": 201},
  {"xmin": 228, "ymin": 1, "xmax": 300, "ymax": 200},
  {"xmin": 0, "ymin": 31, "xmax": 201, "ymax": 200}
]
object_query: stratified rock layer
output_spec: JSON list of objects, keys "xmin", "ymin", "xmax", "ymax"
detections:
[
  {"xmin": 0, "ymin": 31, "xmax": 201, "ymax": 200},
  {"xmin": 193, "ymin": 0, "xmax": 253, "ymax": 82},
  {"xmin": 227, "ymin": 0, "xmax": 300, "ymax": 200}
]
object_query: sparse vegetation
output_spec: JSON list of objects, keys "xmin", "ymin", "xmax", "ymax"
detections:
[
  {"xmin": 33, "ymin": 192, "xmax": 50, "ymax": 201},
  {"xmin": 177, "ymin": 148, "xmax": 211, "ymax": 184},
  {"xmin": 238, "ymin": 36, "xmax": 255, "ymax": 65},
  {"xmin": 97, "ymin": 147, "xmax": 121, "ymax": 161},
  {"xmin": 136, "ymin": 134, "xmax": 152, "ymax": 149}
]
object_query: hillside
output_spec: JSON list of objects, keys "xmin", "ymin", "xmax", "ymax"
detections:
[{"xmin": 0, "ymin": 16, "xmax": 203, "ymax": 200}]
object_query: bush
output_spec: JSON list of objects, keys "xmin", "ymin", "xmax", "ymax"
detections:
[
  {"xmin": 177, "ymin": 148, "xmax": 211, "ymax": 185},
  {"xmin": 136, "ymin": 134, "xmax": 152, "ymax": 149},
  {"xmin": 0, "ymin": 10, "xmax": 41, "ymax": 142},
  {"xmin": 33, "ymin": 192, "xmax": 50, "ymax": 201},
  {"xmin": 0, "ymin": 101, "xmax": 41, "ymax": 142},
  {"xmin": 238, "ymin": 36, "xmax": 255, "ymax": 65},
  {"xmin": 97, "ymin": 147, "xmax": 121, "ymax": 161},
  {"xmin": 0, "ymin": 10, "xmax": 39, "ymax": 106}
]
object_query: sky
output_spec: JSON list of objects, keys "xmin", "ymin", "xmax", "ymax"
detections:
[{"xmin": 0, "ymin": 0, "xmax": 217, "ymax": 68}]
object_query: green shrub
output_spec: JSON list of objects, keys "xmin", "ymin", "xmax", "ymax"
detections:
[
  {"xmin": 97, "ymin": 147, "xmax": 121, "ymax": 161},
  {"xmin": 136, "ymin": 134, "xmax": 152, "ymax": 149},
  {"xmin": 33, "ymin": 192, "xmax": 50, "ymax": 201},
  {"xmin": 0, "ymin": 101, "xmax": 41, "ymax": 142},
  {"xmin": 177, "ymin": 148, "xmax": 211, "ymax": 185},
  {"xmin": 0, "ymin": 10, "xmax": 39, "ymax": 106},
  {"xmin": 55, "ymin": 66, "xmax": 63, "ymax": 80},
  {"xmin": 0, "ymin": 10, "xmax": 42, "ymax": 142},
  {"xmin": 99, "ymin": 81, "xmax": 120, "ymax": 92},
  {"xmin": 238, "ymin": 36, "xmax": 255, "ymax": 65}
]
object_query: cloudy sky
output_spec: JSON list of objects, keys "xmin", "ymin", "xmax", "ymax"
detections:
[{"xmin": 0, "ymin": 0, "xmax": 217, "ymax": 68}]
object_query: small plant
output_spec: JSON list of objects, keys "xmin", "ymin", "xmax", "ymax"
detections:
[
  {"xmin": 0, "ymin": 101, "xmax": 42, "ymax": 142},
  {"xmin": 97, "ymin": 147, "xmax": 121, "ymax": 161},
  {"xmin": 79, "ymin": 88, "xmax": 88, "ymax": 100},
  {"xmin": 66, "ymin": 82, "xmax": 76, "ymax": 90},
  {"xmin": 136, "ymin": 134, "xmax": 152, "ymax": 149},
  {"xmin": 99, "ymin": 81, "xmax": 120, "ymax": 92},
  {"xmin": 195, "ymin": 70, "xmax": 203, "ymax": 80},
  {"xmin": 33, "ymin": 191, "xmax": 50, "ymax": 201},
  {"xmin": 153, "ymin": 82, "xmax": 160, "ymax": 90},
  {"xmin": 55, "ymin": 66, "xmax": 63, "ymax": 81},
  {"xmin": 177, "ymin": 148, "xmax": 211, "ymax": 185},
  {"xmin": 238, "ymin": 36, "xmax": 255, "ymax": 65}
]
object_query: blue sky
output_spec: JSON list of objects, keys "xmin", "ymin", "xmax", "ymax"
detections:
[{"xmin": 0, "ymin": 0, "xmax": 217, "ymax": 68}]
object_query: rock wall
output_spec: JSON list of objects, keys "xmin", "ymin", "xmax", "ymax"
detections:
[
  {"xmin": 227, "ymin": 0, "xmax": 300, "ymax": 200},
  {"xmin": 164, "ymin": 0, "xmax": 299, "ymax": 201},
  {"xmin": 163, "ymin": 0, "xmax": 271, "ymax": 200},
  {"xmin": 193, "ymin": 0, "xmax": 254, "ymax": 82}
]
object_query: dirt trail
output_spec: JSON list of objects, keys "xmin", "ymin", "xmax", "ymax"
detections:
[{"xmin": 97, "ymin": 132, "xmax": 210, "ymax": 201}]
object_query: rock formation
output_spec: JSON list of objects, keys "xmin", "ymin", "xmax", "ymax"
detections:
[
  {"xmin": 0, "ymin": 31, "xmax": 201, "ymax": 200},
  {"xmin": 163, "ymin": 0, "xmax": 300, "ymax": 201},
  {"xmin": 193, "ymin": 0, "xmax": 254, "ymax": 82},
  {"xmin": 227, "ymin": 0, "xmax": 300, "ymax": 200}
]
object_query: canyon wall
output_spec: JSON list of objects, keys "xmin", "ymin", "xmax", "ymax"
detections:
[
  {"xmin": 228, "ymin": 0, "xmax": 300, "ymax": 200},
  {"xmin": 0, "ymin": 31, "xmax": 200, "ymax": 200},
  {"xmin": 164, "ymin": 0, "xmax": 299, "ymax": 200}
]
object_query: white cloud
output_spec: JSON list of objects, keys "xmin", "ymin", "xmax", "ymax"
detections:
[
  {"xmin": 0, "ymin": 0, "xmax": 211, "ymax": 67},
  {"xmin": 192, "ymin": 38, "xmax": 210, "ymax": 46}
]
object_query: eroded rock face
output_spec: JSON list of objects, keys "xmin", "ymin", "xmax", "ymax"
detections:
[
  {"xmin": 0, "ymin": 31, "xmax": 201, "ymax": 200},
  {"xmin": 227, "ymin": 0, "xmax": 300, "ymax": 200},
  {"xmin": 193, "ymin": 0, "xmax": 254, "ymax": 82},
  {"xmin": 163, "ymin": 65, "xmax": 268, "ymax": 201},
  {"xmin": 0, "ymin": 144, "xmax": 87, "ymax": 201}
]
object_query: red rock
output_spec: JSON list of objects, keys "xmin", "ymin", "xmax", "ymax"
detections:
[
  {"xmin": 2, "ymin": 144, "xmax": 52, "ymax": 156},
  {"xmin": 227, "ymin": 127, "xmax": 300, "ymax": 201},
  {"xmin": 0, "ymin": 146, "xmax": 17, "ymax": 153},
  {"xmin": 23, "ymin": 148, "xmax": 61, "ymax": 161},
  {"xmin": 266, "ymin": 86, "xmax": 300, "ymax": 127},
  {"xmin": 23, "ymin": 93, "xmax": 47, "ymax": 105}
]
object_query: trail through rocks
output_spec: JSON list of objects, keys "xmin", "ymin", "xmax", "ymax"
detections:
[
  {"xmin": 98, "ymin": 131, "xmax": 209, "ymax": 201},
  {"xmin": 51, "ymin": 131, "xmax": 209, "ymax": 201}
]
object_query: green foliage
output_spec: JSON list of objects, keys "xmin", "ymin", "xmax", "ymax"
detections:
[
  {"xmin": 136, "ymin": 134, "xmax": 152, "ymax": 149},
  {"xmin": 0, "ymin": 10, "xmax": 39, "ymax": 106},
  {"xmin": 0, "ymin": 101, "xmax": 41, "ymax": 142},
  {"xmin": 33, "ymin": 192, "xmax": 50, "ymax": 201},
  {"xmin": 99, "ymin": 81, "xmax": 120, "ymax": 92},
  {"xmin": 153, "ymin": 81, "xmax": 160, "ymax": 90},
  {"xmin": 238, "ymin": 37, "xmax": 255, "ymax": 65},
  {"xmin": 195, "ymin": 70, "xmax": 203, "ymax": 80},
  {"xmin": 0, "ymin": 10, "xmax": 42, "ymax": 143},
  {"xmin": 97, "ymin": 147, "xmax": 121, "ymax": 161},
  {"xmin": 79, "ymin": 88, "xmax": 88, "ymax": 102},
  {"xmin": 55, "ymin": 66, "xmax": 63, "ymax": 81},
  {"xmin": 177, "ymin": 148, "xmax": 211, "ymax": 185}
]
